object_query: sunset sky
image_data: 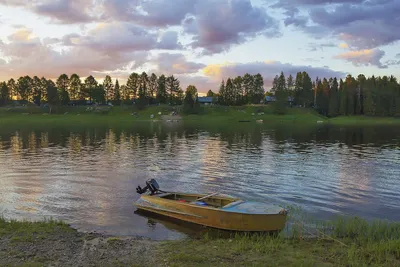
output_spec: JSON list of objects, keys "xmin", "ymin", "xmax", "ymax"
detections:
[{"xmin": 0, "ymin": 0, "xmax": 399, "ymax": 93}]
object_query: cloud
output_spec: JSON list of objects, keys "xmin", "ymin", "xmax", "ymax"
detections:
[
  {"xmin": 334, "ymin": 49, "xmax": 387, "ymax": 68},
  {"xmin": 397, "ymin": 53, "xmax": 400, "ymax": 58},
  {"xmin": 275, "ymin": 0, "xmax": 400, "ymax": 50},
  {"xmin": 282, "ymin": 7, "xmax": 308, "ymax": 27},
  {"xmin": 385, "ymin": 60, "xmax": 400, "ymax": 66},
  {"xmin": 0, "ymin": 0, "xmax": 33, "ymax": 6},
  {"xmin": 176, "ymin": 74, "xmax": 218, "ymax": 92},
  {"xmin": 307, "ymin": 42, "xmax": 336, "ymax": 52},
  {"xmin": 32, "ymin": 0, "xmax": 96, "ymax": 24},
  {"xmin": 1, "ymin": 0, "xmax": 197, "ymax": 27},
  {"xmin": 62, "ymin": 22, "xmax": 182, "ymax": 54},
  {"xmin": 339, "ymin": 43, "xmax": 349, "ymax": 49},
  {"xmin": 0, "ymin": 28, "xmax": 149, "ymax": 80},
  {"xmin": 100, "ymin": 0, "xmax": 197, "ymax": 27},
  {"xmin": 271, "ymin": 0, "xmax": 366, "ymax": 8},
  {"xmin": 157, "ymin": 31, "xmax": 183, "ymax": 50},
  {"xmin": 202, "ymin": 61, "xmax": 346, "ymax": 88},
  {"xmin": 183, "ymin": 0, "xmax": 280, "ymax": 54},
  {"xmin": 1, "ymin": 0, "xmax": 280, "ymax": 55},
  {"xmin": 150, "ymin": 53, "xmax": 206, "ymax": 75}
]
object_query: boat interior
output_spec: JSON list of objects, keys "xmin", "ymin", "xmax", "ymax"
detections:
[{"xmin": 158, "ymin": 193, "xmax": 242, "ymax": 208}]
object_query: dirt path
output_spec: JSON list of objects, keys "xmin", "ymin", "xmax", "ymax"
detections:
[{"xmin": 0, "ymin": 226, "xmax": 162, "ymax": 267}]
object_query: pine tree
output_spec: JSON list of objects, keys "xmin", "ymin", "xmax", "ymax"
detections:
[
  {"xmin": 56, "ymin": 74, "xmax": 70, "ymax": 105},
  {"xmin": 0, "ymin": 82, "xmax": 9, "ymax": 105},
  {"xmin": 218, "ymin": 80, "xmax": 226, "ymax": 105},
  {"xmin": 329, "ymin": 77, "xmax": 339, "ymax": 117},
  {"xmin": 69, "ymin": 74, "xmax": 81, "ymax": 100},
  {"xmin": 103, "ymin": 75, "xmax": 114, "ymax": 101},
  {"xmin": 114, "ymin": 79, "xmax": 120, "ymax": 102},
  {"xmin": 156, "ymin": 75, "xmax": 167, "ymax": 104},
  {"xmin": 126, "ymin": 72, "xmax": 139, "ymax": 100}
]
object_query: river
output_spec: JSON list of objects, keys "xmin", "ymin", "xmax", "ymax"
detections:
[{"xmin": 0, "ymin": 123, "xmax": 399, "ymax": 240}]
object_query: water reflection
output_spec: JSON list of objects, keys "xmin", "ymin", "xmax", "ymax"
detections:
[{"xmin": 0, "ymin": 124, "xmax": 399, "ymax": 240}]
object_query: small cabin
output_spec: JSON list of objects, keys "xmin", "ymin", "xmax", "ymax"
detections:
[{"xmin": 197, "ymin": 96, "xmax": 215, "ymax": 105}]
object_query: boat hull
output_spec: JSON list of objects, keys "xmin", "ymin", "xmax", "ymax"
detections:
[{"xmin": 134, "ymin": 193, "xmax": 287, "ymax": 232}]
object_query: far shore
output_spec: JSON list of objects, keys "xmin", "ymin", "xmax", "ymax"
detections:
[{"xmin": 0, "ymin": 105, "xmax": 399, "ymax": 128}]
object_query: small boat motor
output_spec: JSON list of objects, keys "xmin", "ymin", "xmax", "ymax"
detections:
[{"xmin": 136, "ymin": 179, "xmax": 161, "ymax": 195}]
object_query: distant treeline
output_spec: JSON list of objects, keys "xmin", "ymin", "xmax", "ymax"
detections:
[
  {"xmin": 1, "ymin": 71, "xmax": 399, "ymax": 117},
  {"xmin": 0, "ymin": 72, "xmax": 185, "ymax": 107},
  {"xmin": 213, "ymin": 72, "xmax": 400, "ymax": 117}
]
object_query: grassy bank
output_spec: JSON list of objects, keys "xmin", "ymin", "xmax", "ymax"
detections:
[
  {"xmin": 2, "ymin": 216, "xmax": 400, "ymax": 266},
  {"xmin": 1, "ymin": 105, "xmax": 399, "ymax": 128}
]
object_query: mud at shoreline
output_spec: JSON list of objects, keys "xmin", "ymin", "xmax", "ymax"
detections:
[{"xmin": 0, "ymin": 220, "xmax": 162, "ymax": 267}]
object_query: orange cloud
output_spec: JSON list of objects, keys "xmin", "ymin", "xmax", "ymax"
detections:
[{"xmin": 334, "ymin": 49, "xmax": 386, "ymax": 68}]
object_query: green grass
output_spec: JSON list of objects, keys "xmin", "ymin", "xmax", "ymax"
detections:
[
  {"xmin": 2, "ymin": 215, "xmax": 400, "ymax": 266},
  {"xmin": 0, "ymin": 105, "xmax": 399, "ymax": 131},
  {"xmin": 160, "ymin": 216, "xmax": 400, "ymax": 267},
  {"xmin": 328, "ymin": 116, "xmax": 400, "ymax": 126},
  {"xmin": 0, "ymin": 216, "xmax": 73, "ymax": 242}
]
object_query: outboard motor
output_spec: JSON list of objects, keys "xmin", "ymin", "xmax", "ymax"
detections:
[{"xmin": 136, "ymin": 179, "xmax": 162, "ymax": 195}]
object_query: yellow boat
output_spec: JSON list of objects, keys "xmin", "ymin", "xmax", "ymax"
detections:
[{"xmin": 133, "ymin": 179, "xmax": 288, "ymax": 232}]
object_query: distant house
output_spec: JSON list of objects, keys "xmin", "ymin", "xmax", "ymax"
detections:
[
  {"xmin": 265, "ymin": 96, "xmax": 276, "ymax": 103},
  {"xmin": 265, "ymin": 96, "xmax": 294, "ymax": 105},
  {"xmin": 197, "ymin": 96, "xmax": 215, "ymax": 105}
]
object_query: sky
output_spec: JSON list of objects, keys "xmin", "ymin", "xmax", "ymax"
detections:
[{"xmin": 0, "ymin": 0, "xmax": 399, "ymax": 93}]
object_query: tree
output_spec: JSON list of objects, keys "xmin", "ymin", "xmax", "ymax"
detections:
[
  {"xmin": 183, "ymin": 85, "xmax": 200, "ymax": 114},
  {"xmin": 120, "ymin": 85, "xmax": 128, "ymax": 101},
  {"xmin": 232, "ymin": 76, "xmax": 243, "ymax": 105},
  {"xmin": 224, "ymin": 78, "xmax": 234, "ymax": 105},
  {"xmin": 166, "ymin": 75, "xmax": 180, "ymax": 104},
  {"xmin": 156, "ymin": 74, "xmax": 167, "ymax": 104},
  {"xmin": 69, "ymin": 74, "xmax": 81, "ymax": 100},
  {"xmin": 242, "ymin": 74, "xmax": 253, "ymax": 104},
  {"xmin": 7, "ymin": 79, "xmax": 16, "ymax": 100},
  {"xmin": 40, "ymin": 77, "xmax": 48, "ymax": 103},
  {"xmin": 56, "ymin": 74, "xmax": 70, "ymax": 105},
  {"xmin": 46, "ymin": 80, "xmax": 59, "ymax": 114},
  {"xmin": 139, "ymin": 72, "xmax": 149, "ymax": 99},
  {"xmin": 148, "ymin": 73, "xmax": 158, "ymax": 99},
  {"xmin": 252, "ymin": 73, "xmax": 264, "ymax": 104},
  {"xmin": 207, "ymin": 90, "xmax": 215, "ymax": 97},
  {"xmin": 126, "ymin": 72, "xmax": 139, "ymax": 100},
  {"xmin": 31, "ymin": 76, "xmax": 42, "ymax": 105},
  {"xmin": 329, "ymin": 77, "xmax": 339, "ymax": 117},
  {"xmin": 16, "ymin": 76, "xmax": 32, "ymax": 101},
  {"xmin": 287, "ymin": 74, "xmax": 294, "ymax": 91},
  {"xmin": 103, "ymin": 75, "xmax": 114, "ymax": 101},
  {"xmin": 0, "ymin": 82, "xmax": 9, "ymax": 105},
  {"xmin": 84, "ymin": 76, "xmax": 98, "ymax": 102},
  {"xmin": 218, "ymin": 80, "xmax": 226, "ymax": 105},
  {"xmin": 92, "ymin": 84, "xmax": 105, "ymax": 104},
  {"xmin": 114, "ymin": 79, "xmax": 120, "ymax": 102},
  {"xmin": 357, "ymin": 74, "xmax": 366, "ymax": 115},
  {"xmin": 273, "ymin": 72, "xmax": 288, "ymax": 114},
  {"xmin": 339, "ymin": 78, "xmax": 347, "ymax": 115}
]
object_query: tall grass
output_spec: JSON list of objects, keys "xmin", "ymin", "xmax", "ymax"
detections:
[{"xmin": 165, "ymin": 207, "xmax": 400, "ymax": 266}]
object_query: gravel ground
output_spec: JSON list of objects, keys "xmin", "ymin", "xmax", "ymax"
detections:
[{"xmin": 0, "ymin": 226, "xmax": 163, "ymax": 267}]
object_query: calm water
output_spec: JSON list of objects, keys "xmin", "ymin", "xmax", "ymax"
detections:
[{"xmin": 0, "ymin": 123, "xmax": 399, "ymax": 240}]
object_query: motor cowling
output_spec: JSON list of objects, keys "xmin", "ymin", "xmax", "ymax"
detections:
[{"xmin": 136, "ymin": 179, "xmax": 160, "ymax": 195}]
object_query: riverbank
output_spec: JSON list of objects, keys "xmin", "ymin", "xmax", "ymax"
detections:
[
  {"xmin": 0, "ymin": 105, "xmax": 399, "ymax": 128},
  {"xmin": 2, "ymin": 216, "xmax": 400, "ymax": 266},
  {"xmin": 0, "ymin": 217, "xmax": 157, "ymax": 267}
]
